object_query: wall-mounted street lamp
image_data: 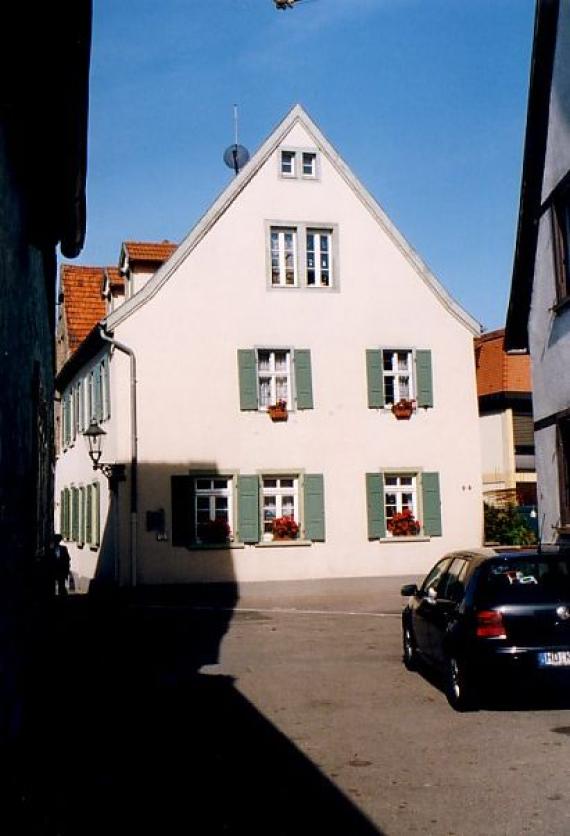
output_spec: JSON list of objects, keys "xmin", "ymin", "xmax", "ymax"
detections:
[{"xmin": 83, "ymin": 419, "xmax": 126, "ymax": 484}]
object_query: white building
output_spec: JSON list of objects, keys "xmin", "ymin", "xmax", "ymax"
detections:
[
  {"xmin": 505, "ymin": 0, "xmax": 570, "ymax": 544},
  {"xmin": 55, "ymin": 104, "xmax": 483, "ymax": 591}
]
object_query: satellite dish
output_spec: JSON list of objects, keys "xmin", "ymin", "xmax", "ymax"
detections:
[
  {"xmin": 223, "ymin": 144, "xmax": 250, "ymax": 176},
  {"xmin": 223, "ymin": 105, "xmax": 250, "ymax": 176}
]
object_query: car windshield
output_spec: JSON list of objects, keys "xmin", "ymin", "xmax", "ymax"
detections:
[{"xmin": 479, "ymin": 557, "xmax": 570, "ymax": 605}]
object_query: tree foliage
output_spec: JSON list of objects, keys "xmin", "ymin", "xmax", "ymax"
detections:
[{"xmin": 484, "ymin": 503, "xmax": 537, "ymax": 546}]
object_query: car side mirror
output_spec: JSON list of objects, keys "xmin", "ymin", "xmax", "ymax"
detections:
[{"xmin": 400, "ymin": 584, "xmax": 418, "ymax": 597}]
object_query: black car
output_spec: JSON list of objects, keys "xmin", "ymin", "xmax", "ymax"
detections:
[{"xmin": 401, "ymin": 547, "xmax": 570, "ymax": 710}]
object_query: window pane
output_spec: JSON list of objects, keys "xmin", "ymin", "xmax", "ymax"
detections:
[
  {"xmin": 196, "ymin": 479, "xmax": 211, "ymax": 490},
  {"xmin": 258, "ymin": 352, "xmax": 270, "ymax": 371},
  {"xmin": 264, "ymin": 479, "xmax": 277, "ymax": 489},
  {"xmin": 280, "ymin": 478, "xmax": 294, "ymax": 488},
  {"xmin": 385, "ymin": 476, "xmax": 397, "ymax": 486},
  {"xmin": 275, "ymin": 352, "xmax": 287, "ymax": 371},
  {"xmin": 213, "ymin": 479, "xmax": 228, "ymax": 490},
  {"xmin": 259, "ymin": 378, "xmax": 271, "ymax": 407},
  {"xmin": 383, "ymin": 352, "xmax": 393, "ymax": 371},
  {"xmin": 399, "ymin": 376, "xmax": 410, "ymax": 398},
  {"xmin": 276, "ymin": 378, "xmax": 288, "ymax": 400},
  {"xmin": 397, "ymin": 353, "xmax": 409, "ymax": 372},
  {"xmin": 384, "ymin": 378, "xmax": 394, "ymax": 403}
]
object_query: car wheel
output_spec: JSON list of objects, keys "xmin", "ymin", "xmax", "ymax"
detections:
[
  {"xmin": 445, "ymin": 654, "xmax": 477, "ymax": 711},
  {"xmin": 402, "ymin": 623, "xmax": 418, "ymax": 671}
]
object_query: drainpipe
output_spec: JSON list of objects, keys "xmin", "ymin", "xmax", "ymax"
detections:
[{"xmin": 99, "ymin": 326, "xmax": 138, "ymax": 587}]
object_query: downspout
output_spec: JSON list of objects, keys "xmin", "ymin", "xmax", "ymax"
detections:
[{"xmin": 99, "ymin": 326, "xmax": 138, "ymax": 587}]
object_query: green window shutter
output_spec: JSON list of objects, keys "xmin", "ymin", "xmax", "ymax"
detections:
[
  {"xmin": 366, "ymin": 473, "xmax": 386, "ymax": 539},
  {"xmin": 86, "ymin": 486, "xmax": 92, "ymax": 545},
  {"xmin": 93, "ymin": 482, "xmax": 101, "ymax": 547},
  {"xmin": 72, "ymin": 488, "xmax": 79, "ymax": 541},
  {"xmin": 415, "ymin": 350, "xmax": 434, "ymax": 408},
  {"xmin": 60, "ymin": 490, "xmax": 67, "ymax": 539},
  {"xmin": 422, "ymin": 472, "xmax": 442, "ymax": 537},
  {"xmin": 294, "ymin": 350, "xmax": 314, "ymax": 410},
  {"xmin": 171, "ymin": 475, "xmax": 194, "ymax": 547},
  {"xmin": 303, "ymin": 474, "xmax": 325, "ymax": 541},
  {"xmin": 79, "ymin": 487, "xmax": 86, "ymax": 546},
  {"xmin": 366, "ymin": 350, "xmax": 384, "ymax": 408},
  {"xmin": 94, "ymin": 364, "xmax": 103, "ymax": 422},
  {"xmin": 102, "ymin": 358, "xmax": 111, "ymax": 420},
  {"xmin": 238, "ymin": 475, "xmax": 260, "ymax": 543},
  {"xmin": 238, "ymin": 350, "xmax": 258, "ymax": 410}
]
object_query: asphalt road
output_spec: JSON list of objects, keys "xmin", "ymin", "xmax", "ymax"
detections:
[{"xmin": 213, "ymin": 597, "xmax": 570, "ymax": 836}]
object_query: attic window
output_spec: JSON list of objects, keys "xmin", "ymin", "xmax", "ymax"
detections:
[
  {"xmin": 281, "ymin": 151, "xmax": 296, "ymax": 177},
  {"xmin": 302, "ymin": 152, "xmax": 317, "ymax": 178}
]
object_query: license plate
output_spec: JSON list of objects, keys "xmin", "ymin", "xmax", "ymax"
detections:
[{"xmin": 538, "ymin": 651, "xmax": 570, "ymax": 667}]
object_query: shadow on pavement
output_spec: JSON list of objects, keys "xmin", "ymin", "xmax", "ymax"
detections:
[{"xmin": 3, "ymin": 589, "xmax": 383, "ymax": 835}]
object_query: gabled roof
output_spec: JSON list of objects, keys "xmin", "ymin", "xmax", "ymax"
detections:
[
  {"xmin": 59, "ymin": 265, "xmax": 106, "ymax": 353},
  {"xmin": 104, "ymin": 266, "xmax": 125, "ymax": 296},
  {"xmin": 122, "ymin": 240, "xmax": 178, "ymax": 264},
  {"xmin": 504, "ymin": 0, "xmax": 560, "ymax": 351},
  {"xmin": 106, "ymin": 104, "xmax": 481, "ymax": 336},
  {"xmin": 474, "ymin": 328, "xmax": 532, "ymax": 398}
]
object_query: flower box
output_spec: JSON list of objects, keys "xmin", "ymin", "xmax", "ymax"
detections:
[
  {"xmin": 387, "ymin": 509, "xmax": 421, "ymax": 537},
  {"xmin": 391, "ymin": 398, "xmax": 414, "ymax": 420},
  {"xmin": 267, "ymin": 400, "xmax": 288, "ymax": 422},
  {"xmin": 271, "ymin": 516, "xmax": 299, "ymax": 540}
]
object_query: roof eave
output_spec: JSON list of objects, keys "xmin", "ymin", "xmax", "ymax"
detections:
[{"xmin": 504, "ymin": 0, "xmax": 560, "ymax": 353}]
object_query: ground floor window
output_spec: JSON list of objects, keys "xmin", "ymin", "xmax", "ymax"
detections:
[
  {"xmin": 60, "ymin": 483, "xmax": 100, "ymax": 548},
  {"xmin": 384, "ymin": 474, "xmax": 418, "ymax": 535},
  {"xmin": 194, "ymin": 477, "xmax": 233, "ymax": 543},
  {"xmin": 262, "ymin": 475, "xmax": 299, "ymax": 541}
]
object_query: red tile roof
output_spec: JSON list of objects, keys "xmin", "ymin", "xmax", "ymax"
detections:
[
  {"xmin": 123, "ymin": 240, "xmax": 177, "ymax": 263},
  {"xmin": 60, "ymin": 265, "xmax": 106, "ymax": 352},
  {"xmin": 474, "ymin": 329, "xmax": 532, "ymax": 397},
  {"xmin": 105, "ymin": 266, "xmax": 125, "ymax": 295}
]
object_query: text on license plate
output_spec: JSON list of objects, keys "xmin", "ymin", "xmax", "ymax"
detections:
[{"xmin": 538, "ymin": 651, "xmax": 570, "ymax": 667}]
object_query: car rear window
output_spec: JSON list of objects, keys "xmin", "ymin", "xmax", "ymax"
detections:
[{"xmin": 479, "ymin": 557, "xmax": 570, "ymax": 605}]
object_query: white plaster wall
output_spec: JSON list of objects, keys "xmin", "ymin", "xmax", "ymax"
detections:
[{"xmin": 479, "ymin": 411, "xmax": 514, "ymax": 489}]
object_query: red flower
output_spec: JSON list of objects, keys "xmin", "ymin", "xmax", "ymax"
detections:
[
  {"xmin": 387, "ymin": 509, "xmax": 421, "ymax": 536},
  {"xmin": 271, "ymin": 516, "xmax": 299, "ymax": 539}
]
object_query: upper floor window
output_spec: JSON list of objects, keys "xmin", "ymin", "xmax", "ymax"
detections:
[
  {"xmin": 257, "ymin": 349, "xmax": 291, "ymax": 408},
  {"xmin": 306, "ymin": 229, "xmax": 332, "ymax": 287},
  {"xmin": 553, "ymin": 194, "xmax": 570, "ymax": 304},
  {"xmin": 281, "ymin": 150, "xmax": 296, "ymax": 178},
  {"xmin": 383, "ymin": 350, "xmax": 413, "ymax": 404},
  {"xmin": 271, "ymin": 228, "xmax": 298, "ymax": 286},
  {"xmin": 302, "ymin": 152, "xmax": 317, "ymax": 178},
  {"xmin": 268, "ymin": 223, "xmax": 337, "ymax": 290},
  {"xmin": 278, "ymin": 148, "xmax": 319, "ymax": 181},
  {"xmin": 366, "ymin": 349, "xmax": 433, "ymax": 411}
]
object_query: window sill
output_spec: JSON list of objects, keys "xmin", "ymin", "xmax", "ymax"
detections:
[
  {"xmin": 188, "ymin": 542, "xmax": 246, "ymax": 550},
  {"xmin": 379, "ymin": 536, "xmax": 430, "ymax": 544},
  {"xmin": 256, "ymin": 539, "xmax": 313, "ymax": 548}
]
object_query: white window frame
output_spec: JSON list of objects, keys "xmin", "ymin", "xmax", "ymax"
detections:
[
  {"xmin": 194, "ymin": 476, "xmax": 233, "ymax": 543},
  {"xmin": 256, "ymin": 348, "xmax": 292, "ymax": 409},
  {"xmin": 280, "ymin": 150, "xmax": 296, "ymax": 178},
  {"xmin": 270, "ymin": 227, "xmax": 298, "ymax": 286},
  {"xmin": 382, "ymin": 349, "xmax": 415, "ymax": 404},
  {"xmin": 302, "ymin": 152, "xmax": 317, "ymax": 178},
  {"xmin": 306, "ymin": 228, "xmax": 333, "ymax": 287},
  {"xmin": 261, "ymin": 475, "xmax": 300, "ymax": 542},
  {"xmin": 384, "ymin": 473, "xmax": 419, "ymax": 536},
  {"xmin": 266, "ymin": 221, "xmax": 338, "ymax": 291}
]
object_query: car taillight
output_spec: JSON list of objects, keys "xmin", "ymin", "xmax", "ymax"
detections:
[{"xmin": 476, "ymin": 610, "xmax": 506, "ymax": 639}]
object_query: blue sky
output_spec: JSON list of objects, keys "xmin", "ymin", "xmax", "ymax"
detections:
[{"xmin": 77, "ymin": 0, "xmax": 535, "ymax": 331}]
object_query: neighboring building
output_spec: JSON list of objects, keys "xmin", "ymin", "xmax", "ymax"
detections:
[
  {"xmin": 55, "ymin": 104, "xmax": 483, "ymax": 590},
  {"xmin": 0, "ymin": 4, "xmax": 91, "ymax": 589},
  {"xmin": 505, "ymin": 0, "xmax": 570, "ymax": 543},
  {"xmin": 475, "ymin": 329, "xmax": 536, "ymax": 507}
]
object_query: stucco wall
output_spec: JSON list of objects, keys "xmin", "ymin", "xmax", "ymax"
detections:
[
  {"xmin": 543, "ymin": 0, "xmax": 570, "ymax": 200},
  {"xmin": 480, "ymin": 411, "xmax": 514, "ymax": 490}
]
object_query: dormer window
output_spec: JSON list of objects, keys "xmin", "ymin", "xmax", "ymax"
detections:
[
  {"xmin": 281, "ymin": 150, "xmax": 296, "ymax": 177},
  {"xmin": 302, "ymin": 152, "xmax": 317, "ymax": 178}
]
